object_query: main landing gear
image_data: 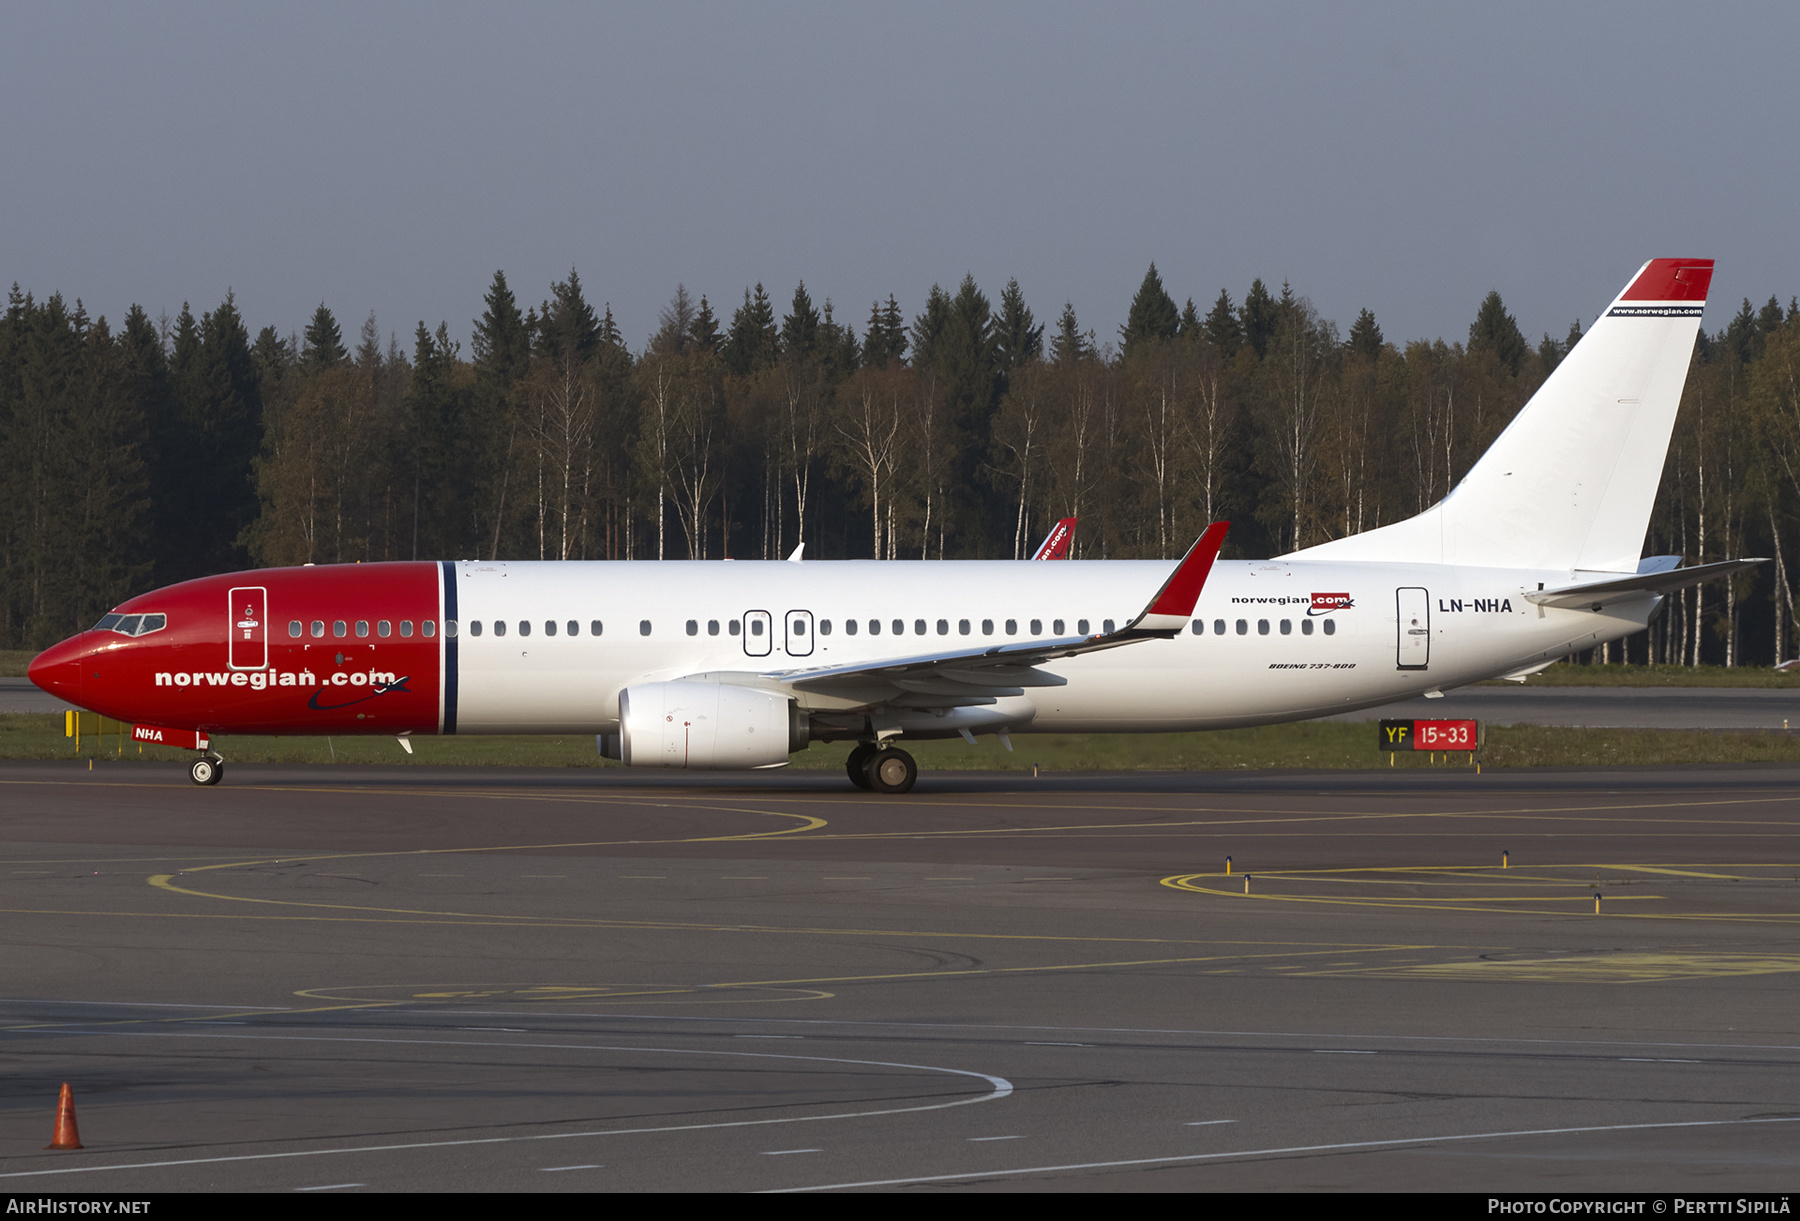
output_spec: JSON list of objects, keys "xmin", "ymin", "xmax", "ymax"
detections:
[
  {"xmin": 845, "ymin": 742, "xmax": 917, "ymax": 794},
  {"xmin": 189, "ymin": 753, "xmax": 224, "ymax": 786}
]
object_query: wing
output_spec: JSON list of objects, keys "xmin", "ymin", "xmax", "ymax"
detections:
[{"xmin": 700, "ymin": 523, "xmax": 1228, "ymax": 720}]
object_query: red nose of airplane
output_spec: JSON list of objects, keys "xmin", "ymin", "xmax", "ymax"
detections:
[{"xmin": 27, "ymin": 636, "xmax": 86, "ymax": 703}]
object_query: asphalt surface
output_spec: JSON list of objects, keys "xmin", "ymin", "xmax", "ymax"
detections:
[{"xmin": 4, "ymin": 761, "xmax": 1800, "ymax": 1192}]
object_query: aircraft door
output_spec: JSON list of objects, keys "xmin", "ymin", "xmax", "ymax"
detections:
[
  {"xmin": 785, "ymin": 610, "xmax": 814, "ymax": 657},
  {"xmin": 229, "ymin": 586, "xmax": 267, "ymax": 670},
  {"xmin": 1396, "ymin": 587, "xmax": 1430, "ymax": 670},
  {"xmin": 742, "ymin": 610, "xmax": 772, "ymax": 657}
]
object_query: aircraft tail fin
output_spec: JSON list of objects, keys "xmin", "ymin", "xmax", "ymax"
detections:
[
  {"xmin": 1288, "ymin": 259, "xmax": 1713, "ymax": 573},
  {"xmin": 1031, "ymin": 518, "xmax": 1077, "ymax": 560}
]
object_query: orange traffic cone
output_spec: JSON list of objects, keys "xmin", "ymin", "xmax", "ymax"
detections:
[{"xmin": 45, "ymin": 1082, "xmax": 82, "ymax": 1150}]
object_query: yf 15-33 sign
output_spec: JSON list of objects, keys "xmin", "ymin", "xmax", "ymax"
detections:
[{"xmin": 1379, "ymin": 719, "xmax": 1478, "ymax": 751}]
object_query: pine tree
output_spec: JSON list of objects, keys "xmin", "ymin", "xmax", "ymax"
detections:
[
  {"xmin": 472, "ymin": 271, "xmax": 529, "ymax": 387},
  {"xmin": 1178, "ymin": 298, "xmax": 1201, "ymax": 340},
  {"xmin": 860, "ymin": 296, "xmax": 907, "ymax": 368},
  {"xmin": 1050, "ymin": 302, "xmax": 1089, "ymax": 365},
  {"xmin": 781, "ymin": 282, "xmax": 821, "ymax": 359},
  {"xmin": 723, "ymin": 284, "xmax": 778, "ymax": 375},
  {"xmin": 1119, "ymin": 263, "xmax": 1179, "ymax": 357},
  {"xmin": 1346, "ymin": 308, "xmax": 1384, "ymax": 362},
  {"xmin": 1240, "ymin": 280, "xmax": 1278, "ymax": 358},
  {"xmin": 690, "ymin": 295, "xmax": 721, "ymax": 355},
  {"xmin": 1468, "ymin": 290, "xmax": 1527, "ymax": 376},
  {"xmin": 910, "ymin": 284, "xmax": 952, "ymax": 370},
  {"xmin": 1203, "ymin": 289, "xmax": 1242, "ymax": 354},
  {"xmin": 301, "ymin": 303, "xmax": 345, "ymax": 370},
  {"xmin": 991, "ymin": 277, "xmax": 1043, "ymax": 387},
  {"xmin": 536, "ymin": 269, "xmax": 601, "ymax": 363}
]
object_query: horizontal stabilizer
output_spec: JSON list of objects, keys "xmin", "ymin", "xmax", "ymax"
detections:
[{"xmin": 1525, "ymin": 558, "xmax": 1765, "ymax": 610}]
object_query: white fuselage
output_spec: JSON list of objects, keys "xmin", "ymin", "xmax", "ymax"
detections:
[{"xmin": 448, "ymin": 558, "xmax": 1651, "ymax": 736}]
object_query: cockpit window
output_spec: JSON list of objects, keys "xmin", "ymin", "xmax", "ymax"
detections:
[{"xmin": 92, "ymin": 612, "xmax": 165, "ymax": 637}]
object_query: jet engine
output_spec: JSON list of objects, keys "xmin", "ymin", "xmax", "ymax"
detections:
[{"xmin": 615, "ymin": 681, "xmax": 806, "ymax": 769}]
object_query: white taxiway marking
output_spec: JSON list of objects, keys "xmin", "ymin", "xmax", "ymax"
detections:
[
  {"xmin": 762, "ymin": 1149, "xmax": 821, "ymax": 1156},
  {"xmin": 968, "ymin": 1136, "xmax": 1023, "ymax": 1142},
  {"xmin": 539, "ymin": 1165, "xmax": 602, "ymax": 1172},
  {"xmin": 0, "ymin": 1030, "xmax": 1012, "ymax": 1181},
  {"xmin": 295, "ymin": 1184, "xmax": 363, "ymax": 1192},
  {"xmin": 1185, "ymin": 1120, "xmax": 1236, "ymax": 1127},
  {"xmin": 766, "ymin": 1116, "xmax": 1800, "ymax": 1192}
]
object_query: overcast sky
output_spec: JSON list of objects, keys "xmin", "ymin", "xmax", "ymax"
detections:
[{"xmin": 4, "ymin": 2, "xmax": 1794, "ymax": 355}]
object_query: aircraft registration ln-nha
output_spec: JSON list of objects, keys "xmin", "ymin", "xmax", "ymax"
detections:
[{"xmin": 30, "ymin": 259, "xmax": 1760, "ymax": 793}]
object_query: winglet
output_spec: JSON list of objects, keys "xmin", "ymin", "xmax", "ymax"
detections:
[
  {"xmin": 1124, "ymin": 522, "xmax": 1229, "ymax": 635},
  {"xmin": 1031, "ymin": 518, "xmax": 1078, "ymax": 560}
]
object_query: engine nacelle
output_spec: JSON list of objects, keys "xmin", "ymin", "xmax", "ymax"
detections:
[{"xmin": 616, "ymin": 681, "xmax": 805, "ymax": 770}]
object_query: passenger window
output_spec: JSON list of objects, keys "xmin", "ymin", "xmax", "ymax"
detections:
[
  {"xmin": 845, "ymin": 619, "xmax": 858, "ymax": 636},
  {"xmin": 311, "ymin": 620, "xmax": 325, "ymax": 637},
  {"xmin": 334, "ymin": 621, "xmax": 347, "ymax": 638},
  {"xmin": 518, "ymin": 621, "xmax": 530, "ymax": 637},
  {"xmin": 792, "ymin": 619, "xmax": 807, "ymax": 636},
  {"xmin": 1215, "ymin": 619, "xmax": 1226, "ymax": 635},
  {"xmin": 917, "ymin": 620, "xmax": 929, "ymax": 635},
  {"xmin": 819, "ymin": 620, "xmax": 831, "ymax": 635},
  {"xmin": 868, "ymin": 620, "xmax": 880, "ymax": 635},
  {"xmin": 470, "ymin": 621, "xmax": 483, "ymax": 637},
  {"xmin": 957, "ymin": 619, "xmax": 969, "ymax": 635},
  {"xmin": 639, "ymin": 620, "xmax": 652, "ymax": 636},
  {"xmin": 981, "ymin": 619, "xmax": 993, "ymax": 635},
  {"xmin": 1103, "ymin": 619, "xmax": 1115, "ymax": 633},
  {"xmin": 495, "ymin": 621, "xmax": 508, "ymax": 637},
  {"xmin": 592, "ymin": 620, "xmax": 604, "ymax": 636},
  {"xmin": 1031, "ymin": 619, "xmax": 1042, "ymax": 634},
  {"xmin": 442, "ymin": 621, "xmax": 454, "ymax": 638},
  {"xmin": 356, "ymin": 621, "xmax": 369, "ymax": 637},
  {"xmin": 1052, "ymin": 619, "xmax": 1063, "ymax": 634},
  {"xmin": 751, "ymin": 619, "xmax": 763, "ymax": 636},
  {"xmin": 686, "ymin": 620, "xmax": 698, "ymax": 636},
  {"xmin": 707, "ymin": 620, "xmax": 719, "ymax": 636},
  {"xmin": 1280, "ymin": 619, "xmax": 1292, "ymax": 635},
  {"xmin": 725, "ymin": 620, "xmax": 735, "ymax": 636},
  {"xmin": 1301, "ymin": 619, "xmax": 1313, "ymax": 635},
  {"xmin": 1077, "ymin": 619, "xmax": 1089, "ymax": 634},
  {"xmin": 289, "ymin": 621, "xmax": 302, "ymax": 638},
  {"xmin": 1006, "ymin": 619, "xmax": 1017, "ymax": 635},
  {"xmin": 400, "ymin": 620, "xmax": 414, "ymax": 637},
  {"xmin": 378, "ymin": 621, "xmax": 391, "ymax": 638},
  {"xmin": 423, "ymin": 621, "xmax": 436, "ymax": 638},
  {"xmin": 1236, "ymin": 619, "xmax": 1247, "ymax": 635},
  {"xmin": 1323, "ymin": 619, "xmax": 1336, "ymax": 636},
  {"xmin": 543, "ymin": 621, "xmax": 555, "ymax": 637},
  {"xmin": 568, "ymin": 620, "xmax": 579, "ymax": 636},
  {"xmin": 1191, "ymin": 620, "xmax": 1203, "ymax": 635},
  {"xmin": 1258, "ymin": 619, "xmax": 1270, "ymax": 635}
]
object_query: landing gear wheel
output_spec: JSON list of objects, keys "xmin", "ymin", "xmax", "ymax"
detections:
[
  {"xmin": 865, "ymin": 747, "xmax": 917, "ymax": 795},
  {"xmin": 189, "ymin": 756, "xmax": 223, "ymax": 786},
  {"xmin": 846, "ymin": 743, "xmax": 877, "ymax": 790}
]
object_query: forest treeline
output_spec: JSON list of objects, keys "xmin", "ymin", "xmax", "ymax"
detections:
[{"xmin": 4, "ymin": 267, "xmax": 1799, "ymax": 666}]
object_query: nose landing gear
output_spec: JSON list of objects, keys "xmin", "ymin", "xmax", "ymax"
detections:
[{"xmin": 189, "ymin": 752, "xmax": 225, "ymax": 786}]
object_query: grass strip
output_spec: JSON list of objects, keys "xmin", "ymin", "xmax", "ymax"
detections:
[{"xmin": 11, "ymin": 713, "xmax": 1800, "ymax": 772}]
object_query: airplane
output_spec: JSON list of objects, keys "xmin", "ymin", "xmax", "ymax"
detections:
[{"xmin": 29, "ymin": 258, "xmax": 1758, "ymax": 793}]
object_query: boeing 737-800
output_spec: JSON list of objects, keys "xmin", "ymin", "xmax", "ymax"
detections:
[{"xmin": 28, "ymin": 259, "xmax": 1755, "ymax": 792}]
